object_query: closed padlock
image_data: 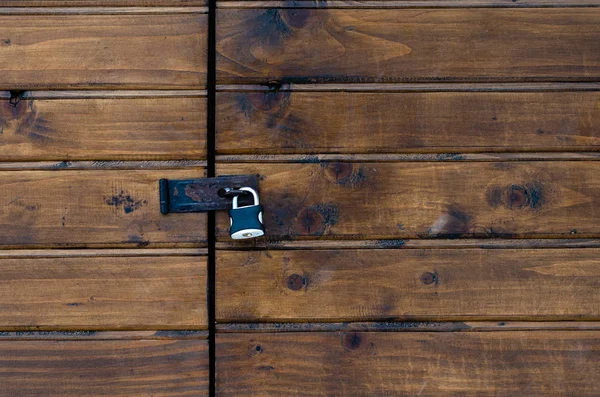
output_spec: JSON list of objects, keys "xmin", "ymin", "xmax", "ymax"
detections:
[{"xmin": 229, "ymin": 187, "xmax": 265, "ymax": 240}]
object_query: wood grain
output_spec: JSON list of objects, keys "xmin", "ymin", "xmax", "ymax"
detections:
[
  {"xmin": 216, "ymin": 331, "xmax": 600, "ymax": 396},
  {"xmin": 0, "ymin": 96, "xmax": 206, "ymax": 161},
  {"xmin": 216, "ymin": 162, "xmax": 600, "ymax": 240},
  {"xmin": 217, "ymin": 249, "xmax": 600, "ymax": 322},
  {"xmin": 0, "ymin": 339, "xmax": 208, "ymax": 396},
  {"xmin": 217, "ymin": 91, "xmax": 600, "ymax": 154},
  {"xmin": 216, "ymin": 9, "xmax": 600, "ymax": 84},
  {"xmin": 0, "ymin": 255, "xmax": 207, "ymax": 330},
  {"xmin": 218, "ymin": 0, "xmax": 600, "ymax": 7},
  {"xmin": 0, "ymin": 7, "xmax": 208, "ymax": 14},
  {"xmin": 0, "ymin": 13, "xmax": 206, "ymax": 90},
  {"xmin": 0, "ymin": 0, "xmax": 206, "ymax": 5},
  {"xmin": 0, "ymin": 169, "xmax": 207, "ymax": 248}
]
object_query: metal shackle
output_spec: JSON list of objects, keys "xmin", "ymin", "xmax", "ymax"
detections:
[{"xmin": 232, "ymin": 187, "xmax": 260, "ymax": 209}]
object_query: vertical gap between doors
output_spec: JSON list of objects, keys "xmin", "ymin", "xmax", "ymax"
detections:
[{"xmin": 207, "ymin": 0, "xmax": 217, "ymax": 395}]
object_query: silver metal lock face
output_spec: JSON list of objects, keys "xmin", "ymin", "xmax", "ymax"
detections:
[{"xmin": 229, "ymin": 187, "xmax": 265, "ymax": 240}]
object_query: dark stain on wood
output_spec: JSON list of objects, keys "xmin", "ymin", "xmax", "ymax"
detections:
[
  {"xmin": 248, "ymin": 343, "xmax": 264, "ymax": 357},
  {"xmin": 1, "ymin": 99, "xmax": 52, "ymax": 144},
  {"xmin": 428, "ymin": 204, "xmax": 472, "ymax": 239},
  {"xmin": 323, "ymin": 162, "xmax": 367, "ymax": 187},
  {"xmin": 286, "ymin": 274, "xmax": 306, "ymax": 291},
  {"xmin": 297, "ymin": 202, "xmax": 340, "ymax": 236},
  {"xmin": 420, "ymin": 271, "xmax": 438, "ymax": 285},
  {"xmin": 342, "ymin": 332, "xmax": 363, "ymax": 351},
  {"xmin": 487, "ymin": 183, "xmax": 546, "ymax": 210},
  {"xmin": 281, "ymin": 9, "xmax": 316, "ymax": 29},
  {"xmin": 105, "ymin": 191, "xmax": 147, "ymax": 214}
]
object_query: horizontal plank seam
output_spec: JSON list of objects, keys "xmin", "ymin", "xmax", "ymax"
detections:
[
  {"xmin": 215, "ymin": 322, "xmax": 600, "ymax": 333},
  {"xmin": 215, "ymin": 154, "xmax": 600, "ymax": 162},
  {"xmin": 216, "ymin": 239, "xmax": 600, "ymax": 249},
  {"xmin": 0, "ymin": 161, "xmax": 208, "ymax": 170},
  {"xmin": 0, "ymin": 249, "xmax": 208, "ymax": 258},
  {"xmin": 0, "ymin": 90, "xmax": 207, "ymax": 100},
  {"xmin": 216, "ymin": 83, "xmax": 600, "ymax": 92},
  {"xmin": 0, "ymin": 331, "xmax": 209, "ymax": 340},
  {"xmin": 0, "ymin": 6, "xmax": 208, "ymax": 14}
]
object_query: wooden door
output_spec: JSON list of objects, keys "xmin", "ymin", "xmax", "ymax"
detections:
[
  {"xmin": 0, "ymin": 2, "xmax": 209, "ymax": 395},
  {"xmin": 1, "ymin": 0, "xmax": 600, "ymax": 395},
  {"xmin": 214, "ymin": 2, "xmax": 600, "ymax": 396}
]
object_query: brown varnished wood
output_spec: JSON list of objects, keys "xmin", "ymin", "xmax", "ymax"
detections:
[
  {"xmin": 216, "ymin": 162, "xmax": 600, "ymax": 240},
  {"xmin": 0, "ymin": 255, "xmax": 207, "ymax": 330},
  {"xmin": 0, "ymin": 13, "xmax": 206, "ymax": 90},
  {"xmin": 218, "ymin": 0, "xmax": 600, "ymax": 7},
  {"xmin": 0, "ymin": 169, "xmax": 207, "ymax": 248},
  {"xmin": 0, "ymin": 1, "xmax": 206, "ymax": 5},
  {"xmin": 216, "ymin": 9, "xmax": 600, "ymax": 84},
  {"xmin": 217, "ymin": 91, "xmax": 600, "ymax": 154},
  {"xmin": 216, "ymin": 331, "xmax": 600, "ymax": 396},
  {"xmin": 0, "ymin": 7, "xmax": 208, "ymax": 13},
  {"xmin": 0, "ymin": 96, "xmax": 206, "ymax": 161},
  {"xmin": 0, "ymin": 338, "xmax": 208, "ymax": 396},
  {"xmin": 217, "ymin": 249, "xmax": 600, "ymax": 322}
]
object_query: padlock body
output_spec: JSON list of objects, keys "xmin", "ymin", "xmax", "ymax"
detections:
[{"xmin": 229, "ymin": 204, "xmax": 265, "ymax": 240}]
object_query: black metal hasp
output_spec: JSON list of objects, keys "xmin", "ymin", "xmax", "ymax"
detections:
[{"xmin": 159, "ymin": 175, "xmax": 260, "ymax": 214}]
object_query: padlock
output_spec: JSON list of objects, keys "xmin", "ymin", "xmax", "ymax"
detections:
[{"xmin": 229, "ymin": 187, "xmax": 265, "ymax": 240}]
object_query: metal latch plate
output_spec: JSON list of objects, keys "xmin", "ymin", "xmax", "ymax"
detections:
[{"xmin": 159, "ymin": 174, "xmax": 260, "ymax": 214}]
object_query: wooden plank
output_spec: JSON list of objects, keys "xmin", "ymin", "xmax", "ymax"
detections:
[
  {"xmin": 217, "ymin": 249, "xmax": 600, "ymax": 322},
  {"xmin": 216, "ymin": 9, "xmax": 600, "ymax": 84},
  {"xmin": 218, "ymin": 0, "xmax": 600, "ymax": 7},
  {"xmin": 217, "ymin": 91, "xmax": 600, "ymax": 154},
  {"xmin": 0, "ymin": 7, "xmax": 208, "ymax": 14},
  {"xmin": 0, "ymin": 13, "xmax": 206, "ymax": 90},
  {"xmin": 0, "ymin": 96, "xmax": 206, "ymax": 161},
  {"xmin": 216, "ymin": 162, "xmax": 600, "ymax": 240},
  {"xmin": 0, "ymin": 169, "xmax": 207, "ymax": 248},
  {"xmin": 216, "ymin": 331, "xmax": 600, "ymax": 396},
  {"xmin": 0, "ymin": 255, "xmax": 207, "ymax": 330},
  {"xmin": 0, "ymin": 338, "xmax": 208, "ymax": 396},
  {"xmin": 0, "ymin": 1, "xmax": 206, "ymax": 5}
]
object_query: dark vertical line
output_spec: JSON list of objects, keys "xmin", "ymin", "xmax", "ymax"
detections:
[{"xmin": 206, "ymin": 0, "xmax": 217, "ymax": 395}]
